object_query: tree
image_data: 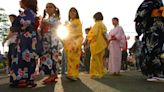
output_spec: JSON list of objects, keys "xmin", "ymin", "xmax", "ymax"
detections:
[{"xmin": 0, "ymin": 8, "xmax": 10, "ymax": 41}]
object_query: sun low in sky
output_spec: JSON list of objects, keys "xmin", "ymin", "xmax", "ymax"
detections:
[
  {"xmin": 0, "ymin": 0, "xmax": 164, "ymax": 53},
  {"xmin": 1, "ymin": 0, "xmax": 144, "ymax": 31}
]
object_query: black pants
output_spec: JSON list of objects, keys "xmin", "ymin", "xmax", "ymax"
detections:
[
  {"xmin": 8, "ymin": 43, "xmax": 16, "ymax": 68},
  {"xmin": 121, "ymin": 51, "xmax": 128, "ymax": 70}
]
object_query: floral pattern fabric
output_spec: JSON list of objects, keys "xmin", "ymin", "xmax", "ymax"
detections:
[
  {"xmin": 10, "ymin": 9, "xmax": 39, "ymax": 84},
  {"xmin": 40, "ymin": 16, "xmax": 62, "ymax": 75},
  {"xmin": 135, "ymin": 0, "xmax": 164, "ymax": 78},
  {"xmin": 63, "ymin": 19, "xmax": 83, "ymax": 78}
]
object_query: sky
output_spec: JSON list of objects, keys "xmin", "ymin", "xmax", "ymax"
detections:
[
  {"xmin": 0, "ymin": 0, "xmax": 164, "ymax": 53},
  {"xmin": 1, "ymin": 0, "xmax": 144, "ymax": 30}
]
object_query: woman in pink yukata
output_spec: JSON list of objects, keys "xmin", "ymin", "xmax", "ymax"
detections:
[{"xmin": 108, "ymin": 17, "xmax": 126, "ymax": 75}]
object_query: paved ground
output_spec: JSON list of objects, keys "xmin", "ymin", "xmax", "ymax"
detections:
[{"xmin": 0, "ymin": 70, "xmax": 164, "ymax": 92}]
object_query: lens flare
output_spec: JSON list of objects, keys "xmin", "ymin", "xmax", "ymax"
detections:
[{"xmin": 57, "ymin": 25, "xmax": 69, "ymax": 40}]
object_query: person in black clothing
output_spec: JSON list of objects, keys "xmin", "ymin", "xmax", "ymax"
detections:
[
  {"xmin": 134, "ymin": 0, "xmax": 164, "ymax": 81},
  {"xmin": 2, "ymin": 14, "xmax": 17, "ymax": 74},
  {"xmin": 83, "ymin": 28, "xmax": 91, "ymax": 73}
]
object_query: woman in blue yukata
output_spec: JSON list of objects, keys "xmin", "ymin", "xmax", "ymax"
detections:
[
  {"xmin": 39, "ymin": 3, "xmax": 62, "ymax": 84},
  {"xmin": 9, "ymin": 0, "xmax": 39, "ymax": 87}
]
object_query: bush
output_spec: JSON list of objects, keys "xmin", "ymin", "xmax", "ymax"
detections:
[{"xmin": 0, "ymin": 59, "xmax": 7, "ymax": 69}]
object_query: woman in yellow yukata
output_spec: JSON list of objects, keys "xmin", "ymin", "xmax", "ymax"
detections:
[
  {"xmin": 64, "ymin": 7, "xmax": 83, "ymax": 81},
  {"xmin": 88, "ymin": 12, "xmax": 107, "ymax": 78}
]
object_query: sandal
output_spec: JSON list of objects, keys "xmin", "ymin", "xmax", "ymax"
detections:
[
  {"xmin": 28, "ymin": 82, "xmax": 37, "ymax": 87},
  {"xmin": 10, "ymin": 81, "xmax": 28, "ymax": 88},
  {"xmin": 43, "ymin": 76, "xmax": 57, "ymax": 84},
  {"xmin": 16, "ymin": 82, "xmax": 28, "ymax": 87},
  {"xmin": 43, "ymin": 77, "xmax": 51, "ymax": 83}
]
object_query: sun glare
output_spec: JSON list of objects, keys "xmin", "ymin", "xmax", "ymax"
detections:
[{"xmin": 57, "ymin": 25, "xmax": 69, "ymax": 40}]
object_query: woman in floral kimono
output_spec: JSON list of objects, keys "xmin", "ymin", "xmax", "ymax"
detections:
[
  {"xmin": 9, "ymin": 0, "xmax": 38, "ymax": 87},
  {"xmin": 39, "ymin": 3, "xmax": 62, "ymax": 84},
  {"xmin": 108, "ymin": 17, "xmax": 126, "ymax": 75},
  {"xmin": 134, "ymin": 0, "xmax": 164, "ymax": 81},
  {"xmin": 88, "ymin": 12, "xmax": 107, "ymax": 78},
  {"xmin": 64, "ymin": 7, "xmax": 83, "ymax": 81}
]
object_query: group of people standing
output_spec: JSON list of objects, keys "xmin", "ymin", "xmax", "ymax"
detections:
[
  {"xmin": 2, "ymin": 0, "xmax": 164, "ymax": 88},
  {"xmin": 2, "ymin": 0, "xmax": 89, "ymax": 87}
]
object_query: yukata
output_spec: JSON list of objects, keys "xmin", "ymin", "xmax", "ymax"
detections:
[
  {"xmin": 88, "ymin": 21, "xmax": 107, "ymax": 78},
  {"xmin": 9, "ymin": 9, "xmax": 39, "ymax": 85},
  {"xmin": 40, "ymin": 16, "xmax": 62, "ymax": 76},
  {"xmin": 108, "ymin": 25, "xmax": 126, "ymax": 74},
  {"xmin": 64, "ymin": 19, "xmax": 83, "ymax": 78},
  {"xmin": 134, "ymin": 0, "xmax": 164, "ymax": 78}
]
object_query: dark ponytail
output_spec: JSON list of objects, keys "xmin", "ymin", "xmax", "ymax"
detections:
[
  {"xmin": 43, "ymin": 9, "xmax": 46, "ymax": 18},
  {"xmin": 55, "ymin": 8, "xmax": 60, "ymax": 19}
]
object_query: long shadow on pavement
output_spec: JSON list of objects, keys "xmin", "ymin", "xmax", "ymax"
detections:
[
  {"xmin": 59, "ymin": 77, "xmax": 93, "ymax": 92},
  {"xmin": 0, "ymin": 75, "xmax": 56, "ymax": 92},
  {"xmin": 93, "ymin": 71, "xmax": 164, "ymax": 92}
]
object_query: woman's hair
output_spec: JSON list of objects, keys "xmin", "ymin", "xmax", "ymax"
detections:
[
  {"xmin": 44, "ymin": 3, "xmax": 60, "ymax": 19},
  {"xmin": 21, "ymin": 0, "xmax": 38, "ymax": 14},
  {"xmin": 68, "ymin": 7, "xmax": 79, "ymax": 21},
  {"xmin": 93, "ymin": 12, "xmax": 103, "ymax": 21},
  {"xmin": 85, "ymin": 27, "xmax": 91, "ymax": 34},
  {"xmin": 43, "ymin": 9, "xmax": 46, "ymax": 18},
  {"xmin": 55, "ymin": 8, "xmax": 60, "ymax": 19},
  {"xmin": 112, "ymin": 17, "xmax": 119, "ymax": 22},
  {"xmin": 9, "ymin": 14, "xmax": 17, "ymax": 19}
]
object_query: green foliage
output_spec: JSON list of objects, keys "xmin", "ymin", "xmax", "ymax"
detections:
[
  {"xmin": 0, "ymin": 59, "xmax": 7, "ymax": 69},
  {"xmin": 0, "ymin": 8, "xmax": 10, "ymax": 41}
]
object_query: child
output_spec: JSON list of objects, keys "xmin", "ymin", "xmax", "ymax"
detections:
[
  {"xmin": 83, "ymin": 27, "xmax": 91, "ymax": 73},
  {"xmin": 39, "ymin": 2, "xmax": 62, "ymax": 84}
]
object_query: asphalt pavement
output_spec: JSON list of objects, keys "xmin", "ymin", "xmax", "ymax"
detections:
[{"xmin": 0, "ymin": 70, "xmax": 164, "ymax": 92}]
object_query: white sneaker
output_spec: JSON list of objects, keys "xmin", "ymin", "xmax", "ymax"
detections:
[
  {"xmin": 153, "ymin": 77, "xmax": 164, "ymax": 82},
  {"xmin": 146, "ymin": 78, "xmax": 158, "ymax": 82}
]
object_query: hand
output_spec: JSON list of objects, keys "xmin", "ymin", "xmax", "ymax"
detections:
[
  {"xmin": 111, "ymin": 35, "xmax": 116, "ymax": 40},
  {"xmin": 64, "ymin": 21, "xmax": 69, "ymax": 26}
]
